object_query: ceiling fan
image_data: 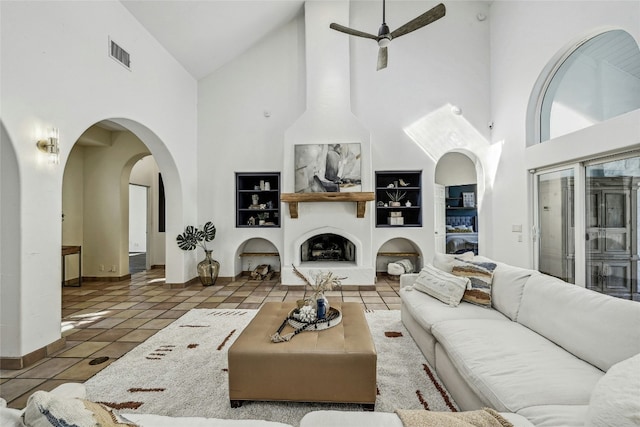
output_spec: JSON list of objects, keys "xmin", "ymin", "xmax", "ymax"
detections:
[{"xmin": 329, "ymin": 1, "xmax": 446, "ymax": 71}]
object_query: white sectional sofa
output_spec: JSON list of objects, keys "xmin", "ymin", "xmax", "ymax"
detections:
[
  {"xmin": 0, "ymin": 383, "xmax": 293, "ymax": 427},
  {"xmin": 4, "ymin": 258, "xmax": 639, "ymax": 427},
  {"xmin": 396, "ymin": 255, "xmax": 640, "ymax": 427}
]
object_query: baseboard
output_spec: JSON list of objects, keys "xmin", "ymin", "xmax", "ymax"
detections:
[
  {"xmin": 164, "ymin": 276, "xmax": 234, "ymax": 289},
  {"xmin": 163, "ymin": 276, "xmax": 200, "ymax": 289},
  {"xmin": 150, "ymin": 264, "xmax": 165, "ymax": 270},
  {"xmin": 0, "ymin": 337, "xmax": 66, "ymax": 370},
  {"xmin": 83, "ymin": 274, "xmax": 132, "ymax": 282}
]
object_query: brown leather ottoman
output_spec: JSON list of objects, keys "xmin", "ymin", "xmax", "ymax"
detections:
[{"xmin": 228, "ymin": 301, "xmax": 377, "ymax": 409}]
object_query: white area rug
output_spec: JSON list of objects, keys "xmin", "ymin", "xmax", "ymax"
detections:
[{"xmin": 85, "ymin": 309, "xmax": 457, "ymax": 426}]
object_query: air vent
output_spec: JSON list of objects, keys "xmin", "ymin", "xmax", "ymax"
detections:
[{"xmin": 109, "ymin": 38, "xmax": 131, "ymax": 70}]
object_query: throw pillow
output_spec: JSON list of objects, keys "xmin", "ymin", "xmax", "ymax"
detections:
[
  {"xmin": 585, "ymin": 353, "xmax": 640, "ymax": 427},
  {"xmin": 23, "ymin": 391, "xmax": 138, "ymax": 427},
  {"xmin": 412, "ymin": 264, "xmax": 470, "ymax": 307},
  {"xmin": 451, "ymin": 259, "xmax": 497, "ymax": 308},
  {"xmin": 432, "ymin": 251, "xmax": 474, "ymax": 273}
]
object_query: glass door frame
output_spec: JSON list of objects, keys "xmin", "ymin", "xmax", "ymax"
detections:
[{"xmin": 533, "ymin": 163, "xmax": 586, "ymax": 286}]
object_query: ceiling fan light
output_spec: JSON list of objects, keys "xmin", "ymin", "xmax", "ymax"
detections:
[{"xmin": 378, "ymin": 37, "xmax": 391, "ymax": 48}]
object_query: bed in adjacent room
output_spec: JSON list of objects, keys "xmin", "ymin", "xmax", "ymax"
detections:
[{"xmin": 445, "ymin": 216, "xmax": 478, "ymax": 254}]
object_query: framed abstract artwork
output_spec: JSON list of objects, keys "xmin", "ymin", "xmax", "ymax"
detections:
[{"xmin": 294, "ymin": 143, "xmax": 362, "ymax": 193}]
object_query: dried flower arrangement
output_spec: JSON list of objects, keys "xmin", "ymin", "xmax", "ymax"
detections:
[{"xmin": 292, "ymin": 265, "xmax": 346, "ymax": 301}]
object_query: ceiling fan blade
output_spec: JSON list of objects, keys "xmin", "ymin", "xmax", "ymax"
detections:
[
  {"xmin": 390, "ymin": 3, "xmax": 446, "ymax": 39},
  {"xmin": 330, "ymin": 23, "xmax": 378, "ymax": 40},
  {"xmin": 377, "ymin": 46, "xmax": 388, "ymax": 71}
]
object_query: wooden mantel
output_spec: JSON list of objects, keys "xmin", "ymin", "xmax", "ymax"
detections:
[{"xmin": 280, "ymin": 192, "xmax": 375, "ymax": 219}]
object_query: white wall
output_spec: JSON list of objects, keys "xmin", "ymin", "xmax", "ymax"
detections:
[
  {"xmin": 1, "ymin": 1, "xmax": 197, "ymax": 359},
  {"xmin": 489, "ymin": 1, "xmax": 640, "ymax": 267},
  {"xmin": 197, "ymin": 11, "xmax": 306, "ymax": 277}
]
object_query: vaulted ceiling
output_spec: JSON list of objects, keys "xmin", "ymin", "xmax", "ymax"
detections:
[{"xmin": 120, "ymin": 0, "xmax": 305, "ymax": 80}]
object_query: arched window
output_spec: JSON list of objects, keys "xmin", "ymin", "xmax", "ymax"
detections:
[{"xmin": 538, "ymin": 30, "xmax": 640, "ymax": 143}]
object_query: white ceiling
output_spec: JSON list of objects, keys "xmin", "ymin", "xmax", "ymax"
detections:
[{"xmin": 120, "ymin": 0, "xmax": 305, "ymax": 80}]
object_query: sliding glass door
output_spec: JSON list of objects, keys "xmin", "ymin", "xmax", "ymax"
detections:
[
  {"xmin": 534, "ymin": 153, "xmax": 639, "ymax": 300},
  {"xmin": 536, "ymin": 168, "xmax": 576, "ymax": 283},
  {"xmin": 584, "ymin": 155, "xmax": 639, "ymax": 299}
]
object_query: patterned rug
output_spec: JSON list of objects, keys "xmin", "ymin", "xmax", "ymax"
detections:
[{"xmin": 84, "ymin": 309, "xmax": 457, "ymax": 426}]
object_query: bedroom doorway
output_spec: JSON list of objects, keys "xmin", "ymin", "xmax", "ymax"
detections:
[{"xmin": 435, "ymin": 152, "xmax": 479, "ymax": 255}]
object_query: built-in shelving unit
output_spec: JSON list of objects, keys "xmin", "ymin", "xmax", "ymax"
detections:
[
  {"xmin": 375, "ymin": 170, "xmax": 422, "ymax": 227},
  {"xmin": 445, "ymin": 184, "xmax": 477, "ymax": 212},
  {"xmin": 236, "ymin": 172, "xmax": 281, "ymax": 228}
]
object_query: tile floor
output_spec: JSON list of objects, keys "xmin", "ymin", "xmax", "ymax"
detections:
[{"xmin": 0, "ymin": 268, "xmax": 401, "ymax": 409}]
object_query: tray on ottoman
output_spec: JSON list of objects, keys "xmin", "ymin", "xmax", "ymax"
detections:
[{"xmin": 228, "ymin": 302, "xmax": 377, "ymax": 409}]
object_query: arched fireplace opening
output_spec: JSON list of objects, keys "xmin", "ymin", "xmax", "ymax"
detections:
[{"xmin": 301, "ymin": 233, "xmax": 356, "ymax": 263}]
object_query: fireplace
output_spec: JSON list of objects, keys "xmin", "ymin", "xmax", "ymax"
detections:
[
  {"xmin": 280, "ymin": 2, "xmax": 375, "ymax": 286},
  {"xmin": 301, "ymin": 233, "xmax": 356, "ymax": 262}
]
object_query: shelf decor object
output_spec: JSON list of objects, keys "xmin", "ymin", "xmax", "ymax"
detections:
[{"xmin": 463, "ymin": 192, "xmax": 475, "ymax": 207}]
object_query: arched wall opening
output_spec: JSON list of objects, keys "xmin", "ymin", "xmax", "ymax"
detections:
[
  {"xmin": 434, "ymin": 150, "xmax": 485, "ymax": 256},
  {"xmin": 62, "ymin": 122, "xmax": 168, "ymax": 285},
  {"xmin": 375, "ymin": 238, "xmax": 423, "ymax": 279},
  {"xmin": 0, "ymin": 121, "xmax": 23, "ymax": 360},
  {"xmin": 107, "ymin": 118, "xmax": 188, "ymax": 285},
  {"xmin": 234, "ymin": 238, "xmax": 281, "ymax": 281}
]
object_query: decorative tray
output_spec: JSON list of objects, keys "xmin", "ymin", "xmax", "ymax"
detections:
[
  {"xmin": 287, "ymin": 307, "xmax": 342, "ymax": 331},
  {"xmin": 271, "ymin": 307, "xmax": 342, "ymax": 343}
]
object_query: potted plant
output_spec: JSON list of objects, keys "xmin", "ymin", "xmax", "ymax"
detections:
[
  {"xmin": 257, "ymin": 212, "xmax": 269, "ymax": 225},
  {"xmin": 386, "ymin": 189, "xmax": 407, "ymax": 207},
  {"xmin": 176, "ymin": 221, "xmax": 219, "ymax": 286}
]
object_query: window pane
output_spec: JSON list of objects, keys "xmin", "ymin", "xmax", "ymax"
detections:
[
  {"xmin": 537, "ymin": 169, "xmax": 575, "ymax": 283},
  {"xmin": 585, "ymin": 156, "xmax": 639, "ymax": 299},
  {"xmin": 540, "ymin": 30, "xmax": 640, "ymax": 142}
]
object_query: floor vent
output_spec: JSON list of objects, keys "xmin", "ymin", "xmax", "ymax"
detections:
[{"xmin": 109, "ymin": 38, "xmax": 131, "ymax": 70}]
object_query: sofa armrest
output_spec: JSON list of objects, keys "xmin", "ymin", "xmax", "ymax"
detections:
[{"xmin": 400, "ymin": 273, "xmax": 418, "ymax": 289}]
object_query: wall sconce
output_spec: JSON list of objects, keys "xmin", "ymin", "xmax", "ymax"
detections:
[{"xmin": 36, "ymin": 128, "xmax": 60, "ymax": 164}]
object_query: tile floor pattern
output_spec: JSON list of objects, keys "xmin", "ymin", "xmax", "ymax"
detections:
[{"xmin": 0, "ymin": 268, "xmax": 401, "ymax": 409}]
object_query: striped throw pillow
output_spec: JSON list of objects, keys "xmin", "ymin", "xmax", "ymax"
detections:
[{"xmin": 451, "ymin": 259, "xmax": 497, "ymax": 308}]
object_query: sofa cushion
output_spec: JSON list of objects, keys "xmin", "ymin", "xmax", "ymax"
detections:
[
  {"xmin": 300, "ymin": 410, "xmax": 403, "ymax": 427},
  {"xmin": 432, "ymin": 319, "xmax": 603, "ymax": 412},
  {"xmin": 517, "ymin": 273, "xmax": 640, "ymax": 371},
  {"xmin": 451, "ymin": 259, "xmax": 497, "ymax": 308},
  {"xmin": 23, "ymin": 390, "xmax": 138, "ymax": 427},
  {"xmin": 516, "ymin": 405, "xmax": 588, "ymax": 427},
  {"xmin": 432, "ymin": 251, "xmax": 474, "ymax": 273},
  {"xmin": 411, "ymin": 264, "xmax": 469, "ymax": 307},
  {"xmin": 483, "ymin": 260, "xmax": 537, "ymax": 321},
  {"xmin": 126, "ymin": 414, "xmax": 295, "ymax": 427},
  {"xmin": 585, "ymin": 353, "xmax": 640, "ymax": 427},
  {"xmin": 0, "ymin": 404, "xmax": 24, "ymax": 427},
  {"xmin": 400, "ymin": 288, "xmax": 507, "ymax": 333}
]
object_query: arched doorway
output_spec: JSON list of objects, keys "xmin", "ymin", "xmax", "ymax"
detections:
[
  {"xmin": 435, "ymin": 152, "xmax": 480, "ymax": 255},
  {"xmin": 61, "ymin": 118, "xmax": 187, "ymax": 289}
]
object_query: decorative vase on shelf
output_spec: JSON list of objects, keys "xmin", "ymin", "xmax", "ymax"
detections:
[{"xmin": 197, "ymin": 250, "xmax": 220, "ymax": 286}]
